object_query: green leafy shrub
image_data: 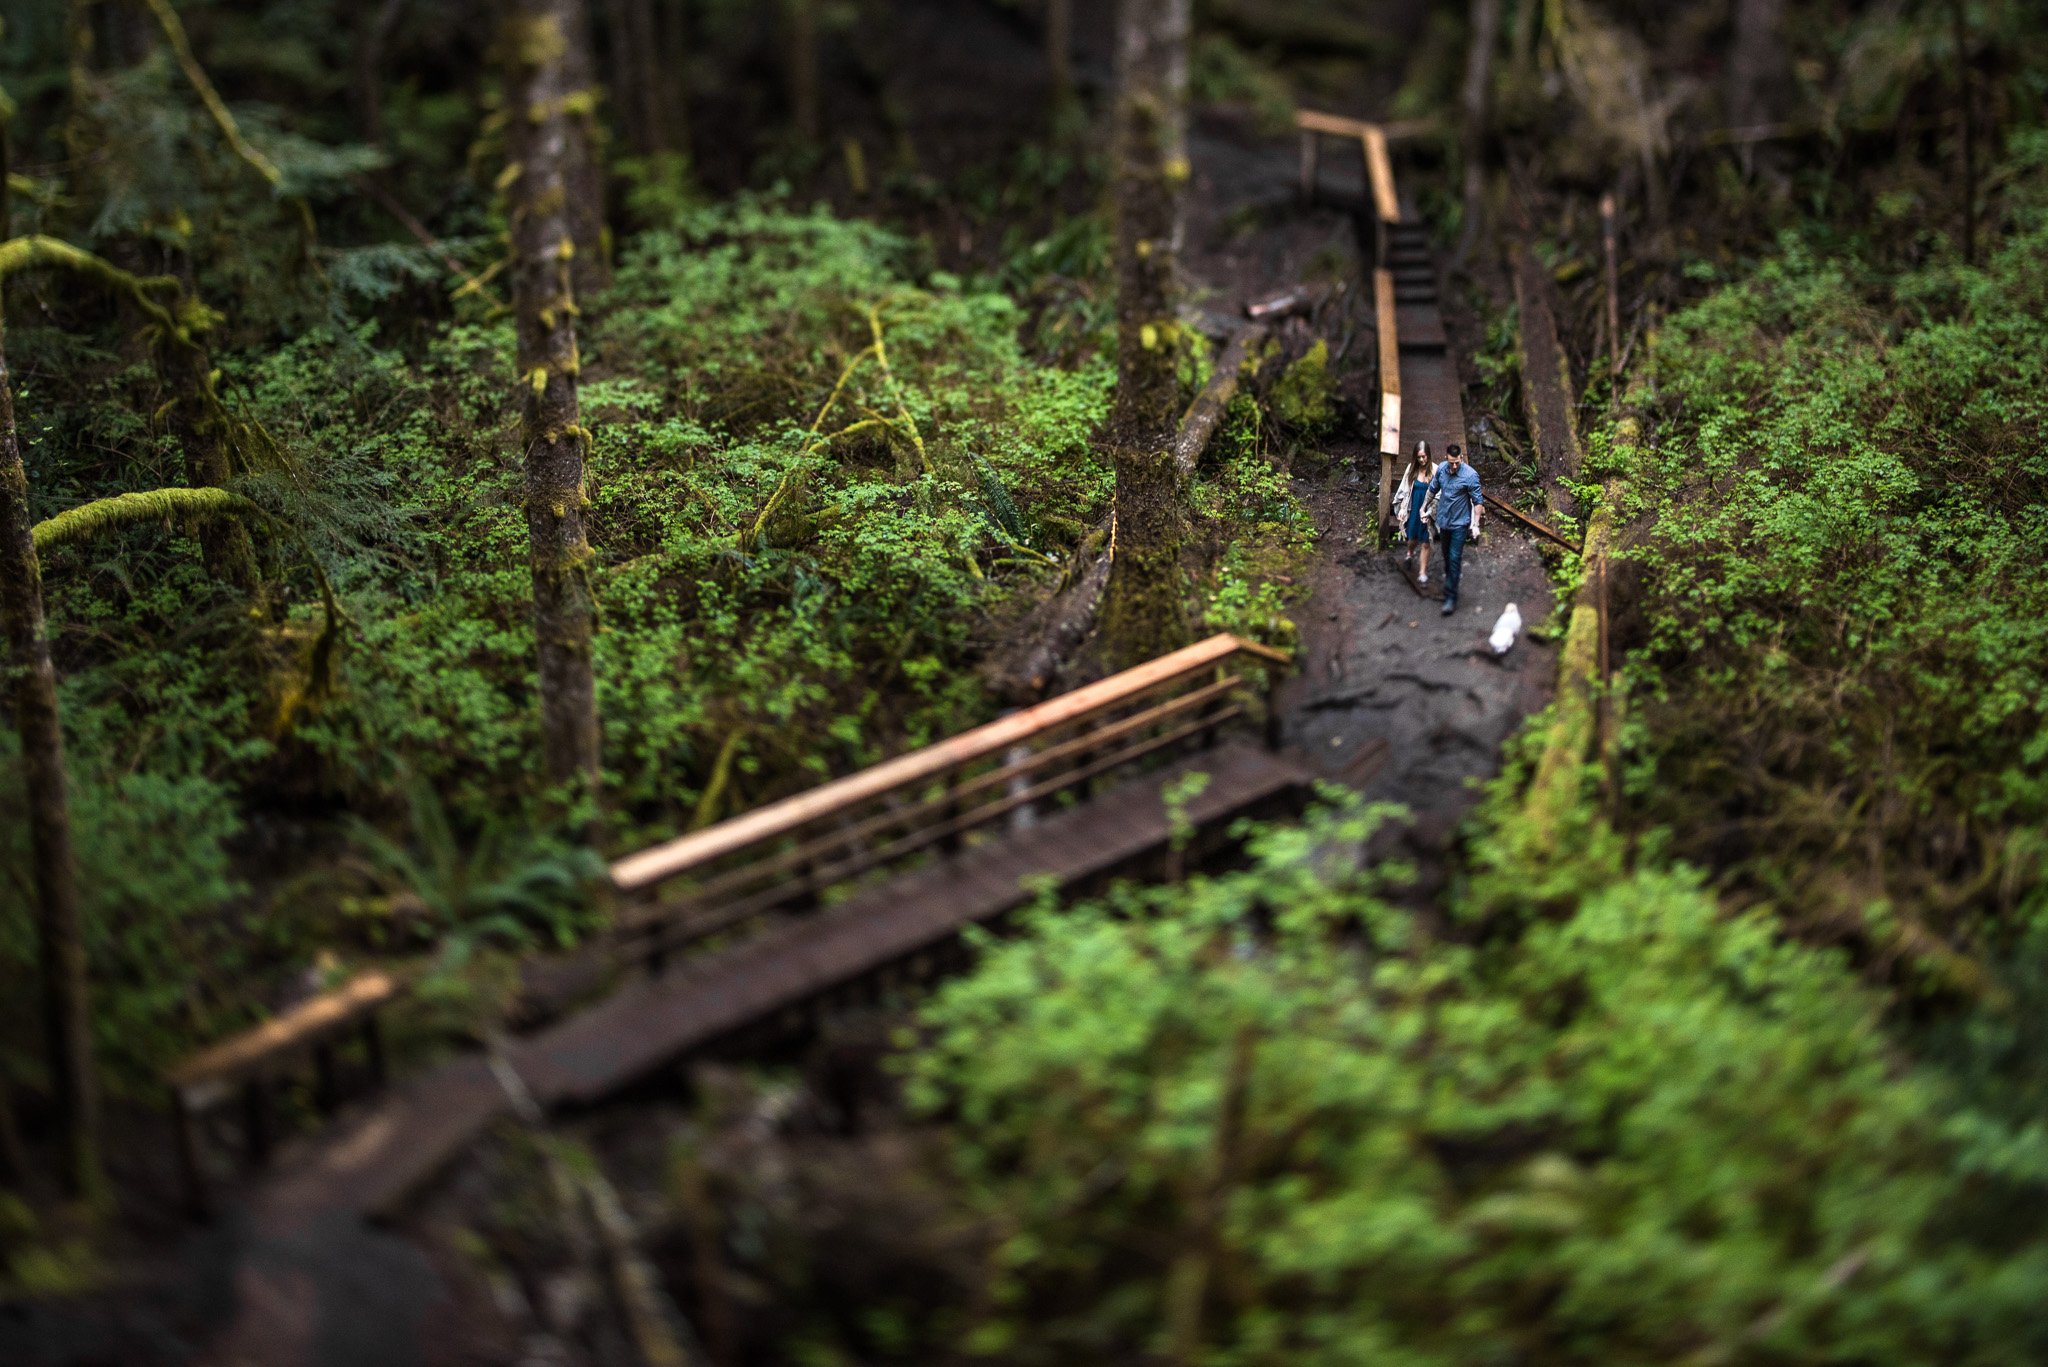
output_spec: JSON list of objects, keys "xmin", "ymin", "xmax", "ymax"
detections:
[
  {"xmin": 1608, "ymin": 132, "xmax": 2048, "ymax": 962},
  {"xmin": 908, "ymin": 798, "xmax": 2048, "ymax": 1365}
]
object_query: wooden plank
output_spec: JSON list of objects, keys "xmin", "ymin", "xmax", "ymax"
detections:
[
  {"xmin": 1360, "ymin": 126, "xmax": 1399, "ymax": 223},
  {"xmin": 168, "ymin": 972, "xmax": 401, "ymax": 1100},
  {"xmin": 254, "ymin": 1053, "xmax": 510, "ymax": 1227},
  {"xmin": 1293, "ymin": 110, "xmax": 1435, "ymax": 142},
  {"xmin": 610, "ymin": 634, "xmax": 1288, "ymax": 892},
  {"xmin": 1374, "ymin": 269, "xmax": 1401, "ymax": 402}
]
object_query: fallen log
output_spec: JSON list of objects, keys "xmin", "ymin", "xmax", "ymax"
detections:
[
  {"xmin": 992, "ymin": 324, "xmax": 1277, "ymax": 700},
  {"xmin": 1176, "ymin": 322, "xmax": 1269, "ymax": 479},
  {"xmin": 1483, "ymin": 492, "xmax": 1578, "ymax": 553},
  {"xmin": 1509, "ymin": 238, "xmax": 1584, "ymax": 518},
  {"xmin": 984, "ymin": 551, "xmax": 1112, "ymax": 702}
]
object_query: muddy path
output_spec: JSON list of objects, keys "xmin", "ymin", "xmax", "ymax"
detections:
[{"xmin": 1177, "ymin": 114, "xmax": 1560, "ymax": 893}]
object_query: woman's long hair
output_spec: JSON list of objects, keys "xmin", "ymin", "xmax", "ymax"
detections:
[{"xmin": 1411, "ymin": 439, "xmax": 1434, "ymax": 483}]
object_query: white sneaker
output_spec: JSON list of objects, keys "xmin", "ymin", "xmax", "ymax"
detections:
[{"xmin": 1418, "ymin": 572, "xmax": 1428, "ymax": 584}]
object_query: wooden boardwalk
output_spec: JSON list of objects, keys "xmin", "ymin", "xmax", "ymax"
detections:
[
  {"xmin": 253, "ymin": 741, "xmax": 1310, "ymax": 1231},
  {"xmin": 1388, "ymin": 218, "xmax": 1467, "ymax": 465}
]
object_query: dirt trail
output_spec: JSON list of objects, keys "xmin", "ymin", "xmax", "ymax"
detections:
[{"xmin": 1179, "ymin": 117, "xmax": 1558, "ymax": 891}]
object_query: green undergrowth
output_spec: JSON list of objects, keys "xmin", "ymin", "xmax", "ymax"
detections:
[
  {"xmin": 1598, "ymin": 129, "xmax": 2048, "ymax": 980},
  {"xmin": 889, "ymin": 134, "xmax": 2048, "ymax": 1365},
  {"xmin": 0, "ymin": 194, "xmax": 1314, "ymax": 1094},
  {"xmin": 901, "ymin": 781, "xmax": 2048, "ymax": 1366}
]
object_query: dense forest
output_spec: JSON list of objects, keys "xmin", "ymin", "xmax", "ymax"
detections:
[{"xmin": 3, "ymin": 0, "xmax": 2048, "ymax": 1363}]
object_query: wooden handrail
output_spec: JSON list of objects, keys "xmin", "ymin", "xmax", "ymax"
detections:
[
  {"xmin": 1293, "ymin": 110, "xmax": 1434, "ymax": 141},
  {"xmin": 166, "ymin": 969, "xmax": 401, "ymax": 1216},
  {"xmin": 167, "ymin": 971, "xmax": 399, "ymax": 1101},
  {"xmin": 1360, "ymin": 125, "xmax": 1399, "ymax": 224},
  {"xmin": 610, "ymin": 634, "xmax": 1289, "ymax": 894}
]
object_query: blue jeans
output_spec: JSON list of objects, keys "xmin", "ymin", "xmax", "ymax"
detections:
[{"xmin": 1436, "ymin": 525, "xmax": 1469, "ymax": 601}]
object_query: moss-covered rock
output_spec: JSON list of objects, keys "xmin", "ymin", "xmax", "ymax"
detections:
[{"xmin": 1270, "ymin": 338, "xmax": 1338, "ymax": 436}]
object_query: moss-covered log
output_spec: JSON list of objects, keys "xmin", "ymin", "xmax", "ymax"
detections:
[
  {"xmin": 506, "ymin": 0, "xmax": 603, "ymax": 796},
  {"xmin": 1510, "ymin": 237, "xmax": 1583, "ymax": 519},
  {"xmin": 1099, "ymin": 0, "xmax": 1193, "ymax": 670},
  {"xmin": 34, "ymin": 485, "xmax": 343, "ymax": 699}
]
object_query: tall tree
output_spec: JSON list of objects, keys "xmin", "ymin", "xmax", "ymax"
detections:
[
  {"xmin": 603, "ymin": 0, "xmax": 668, "ymax": 156},
  {"xmin": 351, "ymin": 0, "xmax": 407, "ymax": 148},
  {"xmin": 506, "ymin": 0, "xmax": 603, "ymax": 797},
  {"xmin": 0, "ymin": 128, "xmax": 99, "ymax": 1199},
  {"xmin": 70, "ymin": 0, "xmax": 266, "ymax": 589},
  {"xmin": 1457, "ymin": 0, "xmax": 1501, "ymax": 262},
  {"xmin": 1047, "ymin": 0, "xmax": 1073, "ymax": 111},
  {"xmin": 787, "ymin": 0, "xmax": 820, "ymax": 142},
  {"xmin": 1726, "ymin": 0, "xmax": 1786, "ymax": 176},
  {"xmin": 1098, "ymin": 0, "xmax": 1192, "ymax": 669}
]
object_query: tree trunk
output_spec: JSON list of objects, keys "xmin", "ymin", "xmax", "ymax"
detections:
[
  {"xmin": 1952, "ymin": 0, "xmax": 1974, "ymax": 265},
  {"xmin": 1046, "ymin": 0, "xmax": 1073, "ymax": 107},
  {"xmin": 1727, "ymin": 0, "xmax": 1785, "ymax": 176},
  {"xmin": 1510, "ymin": 0, "xmax": 1537, "ymax": 71},
  {"xmin": 351, "ymin": 0, "xmax": 405, "ymax": 148},
  {"xmin": 1456, "ymin": 0, "xmax": 1500, "ymax": 262},
  {"xmin": 1098, "ymin": 0, "xmax": 1191, "ymax": 670},
  {"xmin": 542, "ymin": 0, "xmax": 610, "ymax": 296},
  {"xmin": 787, "ymin": 0, "xmax": 819, "ymax": 142},
  {"xmin": 1726, "ymin": 0, "xmax": 1784, "ymax": 127},
  {"xmin": 0, "ymin": 144, "xmax": 99, "ymax": 1199},
  {"xmin": 602, "ymin": 0, "xmax": 666, "ymax": 155},
  {"xmin": 660, "ymin": 0, "xmax": 689, "ymax": 156},
  {"xmin": 629, "ymin": 0, "xmax": 666, "ymax": 153},
  {"xmin": 506, "ymin": 0, "xmax": 603, "ymax": 798},
  {"xmin": 603, "ymin": 0, "xmax": 646, "ymax": 154},
  {"xmin": 158, "ymin": 329, "xmax": 259, "ymax": 591}
]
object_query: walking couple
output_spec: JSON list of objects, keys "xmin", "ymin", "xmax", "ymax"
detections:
[{"xmin": 1391, "ymin": 439, "xmax": 1484, "ymax": 615}]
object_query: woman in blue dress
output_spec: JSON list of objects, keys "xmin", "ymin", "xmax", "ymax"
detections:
[{"xmin": 1393, "ymin": 440, "xmax": 1437, "ymax": 583}]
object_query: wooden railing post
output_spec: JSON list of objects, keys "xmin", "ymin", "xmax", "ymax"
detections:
[
  {"xmin": 314, "ymin": 1042, "xmax": 340, "ymax": 1116},
  {"xmin": 940, "ymin": 772, "xmax": 962, "ymax": 854},
  {"xmin": 242, "ymin": 1078, "xmax": 273, "ymax": 1168},
  {"xmin": 171, "ymin": 1089, "xmax": 207, "ymax": 1219},
  {"xmin": 362, "ymin": 1014, "xmax": 387, "ymax": 1090}
]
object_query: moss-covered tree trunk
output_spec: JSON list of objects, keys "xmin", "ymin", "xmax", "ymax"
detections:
[
  {"xmin": 158, "ymin": 330, "xmax": 258, "ymax": 591},
  {"xmin": 0, "ymin": 156, "xmax": 98, "ymax": 1197},
  {"xmin": 1099, "ymin": 0, "xmax": 1191, "ymax": 670},
  {"xmin": 507, "ymin": 0, "xmax": 603, "ymax": 798},
  {"xmin": 545, "ymin": 0, "xmax": 610, "ymax": 298}
]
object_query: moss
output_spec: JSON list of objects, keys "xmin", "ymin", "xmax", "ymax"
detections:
[{"xmin": 1270, "ymin": 339, "xmax": 1338, "ymax": 436}]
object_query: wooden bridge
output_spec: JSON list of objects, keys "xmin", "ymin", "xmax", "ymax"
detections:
[
  {"xmin": 170, "ymin": 115, "xmax": 1507, "ymax": 1234},
  {"xmin": 170, "ymin": 634, "xmax": 1310, "ymax": 1230}
]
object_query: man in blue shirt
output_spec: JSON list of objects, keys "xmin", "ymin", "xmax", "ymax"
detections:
[{"xmin": 1424, "ymin": 444, "xmax": 1483, "ymax": 615}]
